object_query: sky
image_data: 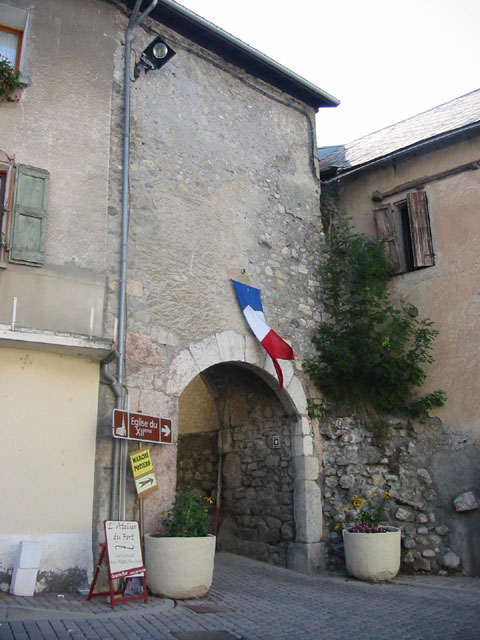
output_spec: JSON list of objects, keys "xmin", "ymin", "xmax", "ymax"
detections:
[{"xmin": 176, "ymin": 0, "xmax": 479, "ymax": 147}]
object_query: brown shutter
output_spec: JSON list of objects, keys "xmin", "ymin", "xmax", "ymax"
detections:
[
  {"xmin": 407, "ymin": 191, "xmax": 434, "ymax": 268},
  {"xmin": 373, "ymin": 204, "xmax": 404, "ymax": 274}
]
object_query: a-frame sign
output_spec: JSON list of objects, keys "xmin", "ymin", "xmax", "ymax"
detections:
[{"xmin": 87, "ymin": 521, "xmax": 147, "ymax": 608}]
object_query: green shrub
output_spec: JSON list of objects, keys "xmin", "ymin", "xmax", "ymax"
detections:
[{"xmin": 305, "ymin": 214, "xmax": 445, "ymax": 418}]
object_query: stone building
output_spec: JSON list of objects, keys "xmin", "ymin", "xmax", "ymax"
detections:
[
  {"xmin": 0, "ymin": 0, "xmax": 339, "ymax": 591},
  {"xmin": 318, "ymin": 90, "xmax": 480, "ymax": 575}
]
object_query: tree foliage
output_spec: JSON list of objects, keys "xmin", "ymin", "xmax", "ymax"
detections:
[{"xmin": 305, "ymin": 215, "xmax": 445, "ymax": 417}]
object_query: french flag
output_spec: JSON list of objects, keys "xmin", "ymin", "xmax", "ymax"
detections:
[{"xmin": 232, "ymin": 280, "xmax": 294, "ymax": 389}]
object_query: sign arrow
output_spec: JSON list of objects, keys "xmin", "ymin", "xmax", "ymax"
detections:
[
  {"xmin": 161, "ymin": 422, "xmax": 171, "ymax": 438},
  {"xmin": 139, "ymin": 477, "xmax": 154, "ymax": 488}
]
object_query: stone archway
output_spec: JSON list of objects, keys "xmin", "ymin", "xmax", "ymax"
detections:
[{"xmin": 168, "ymin": 330, "xmax": 323, "ymax": 573}]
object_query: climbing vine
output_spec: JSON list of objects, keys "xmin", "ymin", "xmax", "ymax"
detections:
[{"xmin": 305, "ymin": 212, "xmax": 445, "ymax": 419}]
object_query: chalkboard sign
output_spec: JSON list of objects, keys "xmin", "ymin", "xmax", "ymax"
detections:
[{"xmin": 104, "ymin": 521, "xmax": 145, "ymax": 579}]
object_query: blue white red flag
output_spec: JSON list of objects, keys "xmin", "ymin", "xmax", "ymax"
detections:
[{"xmin": 231, "ymin": 280, "xmax": 294, "ymax": 389}]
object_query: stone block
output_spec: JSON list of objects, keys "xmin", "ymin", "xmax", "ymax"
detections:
[
  {"xmin": 292, "ymin": 434, "xmax": 313, "ymax": 457},
  {"xmin": 286, "ymin": 541, "xmax": 325, "ymax": 574},
  {"xmin": 285, "ymin": 375, "xmax": 308, "ymax": 415},
  {"xmin": 292, "ymin": 455, "xmax": 319, "ymax": 481},
  {"xmin": 293, "ymin": 479, "xmax": 322, "ymax": 543},
  {"xmin": 245, "ymin": 335, "xmax": 266, "ymax": 368},
  {"xmin": 15, "ymin": 541, "xmax": 41, "ymax": 568},
  {"xmin": 440, "ymin": 550, "xmax": 461, "ymax": 570},
  {"xmin": 166, "ymin": 349, "xmax": 199, "ymax": 396},
  {"xmin": 453, "ymin": 491, "xmax": 478, "ymax": 512},
  {"xmin": 189, "ymin": 334, "xmax": 222, "ymax": 371},
  {"xmin": 395, "ymin": 507, "xmax": 415, "ymax": 522},
  {"xmin": 10, "ymin": 541, "xmax": 42, "ymax": 596},
  {"xmin": 264, "ymin": 356, "xmax": 294, "ymax": 389},
  {"xmin": 216, "ymin": 330, "xmax": 245, "ymax": 362}
]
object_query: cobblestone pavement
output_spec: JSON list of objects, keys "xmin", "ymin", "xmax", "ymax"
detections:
[{"xmin": 1, "ymin": 552, "xmax": 479, "ymax": 640}]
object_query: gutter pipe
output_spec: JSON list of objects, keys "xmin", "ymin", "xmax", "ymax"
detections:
[{"xmin": 111, "ymin": 0, "xmax": 158, "ymax": 521}]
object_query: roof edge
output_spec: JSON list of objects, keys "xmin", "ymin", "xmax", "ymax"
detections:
[
  {"xmin": 322, "ymin": 121, "xmax": 480, "ymax": 182},
  {"xmin": 124, "ymin": 0, "xmax": 340, "ymax": 109}
]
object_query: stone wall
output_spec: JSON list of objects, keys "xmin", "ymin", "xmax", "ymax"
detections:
[
  {"xmin": 217, "ymin": 415, "xmax": 295, "ymax": 567},
  {"xmin": 94, "ymin": 4, "xmax": 323, "ymax": 550},
  {"xmin": 318, "ymin": 412, "xmax": 480, "ymax": 575},
  {"xmin": 177, "ymin": 431, "xmax": 219, "ymax": 499}
]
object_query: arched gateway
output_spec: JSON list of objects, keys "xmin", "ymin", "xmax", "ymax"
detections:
[{"xmin": 166, "ymin": 330, "xmax": 323, "ymax": 574}]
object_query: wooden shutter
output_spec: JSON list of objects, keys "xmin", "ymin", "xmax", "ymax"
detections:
[
  {"xmin": 9, "ymin": 165, "xmax": 49, "ymax": 265},
  {"xmin": 373, "ymin": 204, "xmax": 404, "ymax": 274},
  {"xmin": 407, "ymin": 191, "xmax": 434, "ymax": 268}
]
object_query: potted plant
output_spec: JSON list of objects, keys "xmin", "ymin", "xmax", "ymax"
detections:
[
  {"xmin": 144, "ymin": 488, "xmax": 216, "ymax": 598},
  {"xmin": 0, "ymin": 55, "xmax": 22, "ymax": 103},
  {"xmin": 342, "ymin": 489, "xmax": 401, "ymax": 582}
]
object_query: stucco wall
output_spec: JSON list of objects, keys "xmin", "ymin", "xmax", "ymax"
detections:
[
  {"xmin": 336, "ymin": 136, "xmax": 480, "ymax": 436},
  {"xmin": 0, "ymin": 347, "xmax": 100, "ymax": 592},
  {"xmin": 0, "ymin": 0, "xmax": 116, "ymax": 335}
]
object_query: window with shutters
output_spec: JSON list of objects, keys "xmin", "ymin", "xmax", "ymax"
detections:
[{"xmin": 373, "ymin": 190, "xmax": 434, "ymax": 275}]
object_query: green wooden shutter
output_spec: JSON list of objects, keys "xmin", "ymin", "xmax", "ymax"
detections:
[
  {"xmin": 407, "ymin": 191, "xmax": 435, "ymax": 268},
  {"xmin": 373, "ymin": 204, "xmax": 404, "ymax": 274},
  {"xmin": 9, "ymin": 164, "xmax": 49, "ymax": 266}
]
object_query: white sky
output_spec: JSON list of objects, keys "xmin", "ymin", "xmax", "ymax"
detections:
[{"xmin": 176, "ymin": 0, "xmax": 479, "ymax": 146}]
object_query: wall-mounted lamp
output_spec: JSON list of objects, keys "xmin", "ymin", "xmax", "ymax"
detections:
[{"xmin": 134, "ymin": 36, "xmax": 176, "ymax": 79}]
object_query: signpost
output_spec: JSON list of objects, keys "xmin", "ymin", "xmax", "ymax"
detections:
[{"xmin": 112, "ymin": 409, "xmax": 172, "ymax": 444}]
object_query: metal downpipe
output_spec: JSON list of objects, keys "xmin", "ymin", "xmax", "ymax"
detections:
[{"xmin": 112, "ymin": 0, "xmax": 158, "ymax": 521}]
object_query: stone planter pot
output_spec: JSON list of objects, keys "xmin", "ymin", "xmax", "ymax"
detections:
[
  {"xmin": 144, "ymin": 534, "xmax": 216, "ymax": 598},
  {"xmin": 342, "ymin": 526, "xmax": 401, "ymax": 582}
]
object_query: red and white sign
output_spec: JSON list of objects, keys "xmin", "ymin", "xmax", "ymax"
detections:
[{"xmin": 113, "ymin": 409, "xmax": 172, "ymax": 444}]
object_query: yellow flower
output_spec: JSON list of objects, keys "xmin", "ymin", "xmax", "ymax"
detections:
[
  {"xmin": 353, "ymin": 499, "xmax": 361, "ymax": 508},
  {"xmin": 384, "ymin": 491, "xmax": 391, "ymax": 499},
  {"xmin": 370, "ymin": 492, "xmax": 378, "ymax": 497},
  {"xmin": 204, "ymin": 496, "xmax": 214, "ymax": 504},
  {"xmin": 160, "ymin": 509, "xmax": 167, "ymax": 515},
  {"xmin": 335, "ymin": 522, "xmax": 341, "ymax": 530}
]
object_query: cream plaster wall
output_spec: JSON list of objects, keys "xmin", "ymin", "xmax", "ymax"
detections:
[
  {"xmin": 0, "ymin": 347, "xmax": 100, "ymax": 585},
  {"xmin": 337, "ymin": 136, "xmax": 480, "ymax": 435}
]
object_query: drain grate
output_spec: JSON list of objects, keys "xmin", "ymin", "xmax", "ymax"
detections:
[
  {"xmin": 172, "ymin": 632, "xmax": 242, "ymax": 640},
  {"xmin": 182, "ymin": 602, "xmax": 227, "ymax": 614}
]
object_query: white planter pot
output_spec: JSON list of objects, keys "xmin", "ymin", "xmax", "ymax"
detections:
[
  {"xmin": 342, "ymin": 526, "xmax": 401, "ymax": 582},
  {"xmin": 144, "ymin": 534, "xmax": 216, "ymax": 599}
]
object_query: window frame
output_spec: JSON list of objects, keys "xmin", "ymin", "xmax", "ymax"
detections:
[
  {"xmin": 0, "ymin": 22, "xmax": 23, "ymax": 70},
  {"xmin": 374, "ymin": 189, "xmax": 435, "ymax": 275},
  {"xmin": 0, "ymin": 3, "xmax": 29, "ymax": 79}
]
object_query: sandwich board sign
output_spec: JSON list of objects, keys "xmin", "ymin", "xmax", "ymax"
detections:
[
  {"xmin": 104, "ymin": 521, "xmax": 144, "ymax": 579},
  {"xmin": 87, "ymin": 520, "xmax": 147, "ymax": 608}
]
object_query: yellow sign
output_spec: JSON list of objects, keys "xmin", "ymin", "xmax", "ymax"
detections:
[
  {"xmin": 135, "ymin": 471, "xmax": 158, "ymax": 498},
  {"xmin": 130, "ymin": 448, "xmax": 153, "ymax": 478}
]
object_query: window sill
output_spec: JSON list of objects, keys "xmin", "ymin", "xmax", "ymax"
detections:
[
  {"xmin": 0, "ymin": 260, "xmax": 7, "ymax": 269},
  {"xmin": 0, "ymin": 324, "xmax": 113, "ymax": 360}
]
